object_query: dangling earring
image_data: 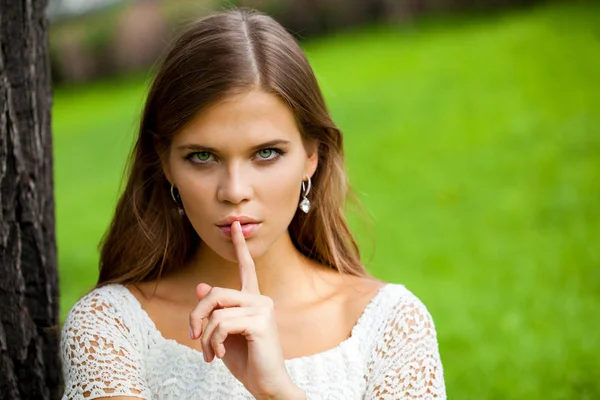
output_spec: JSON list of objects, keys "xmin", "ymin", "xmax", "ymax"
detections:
[
  {"xmin": 170, "ymin": 183, "xmax": 185, "ymax": 216},
  {"xmin": 299, "ymin": 176, "xmax": 311, "ymax": 214}
]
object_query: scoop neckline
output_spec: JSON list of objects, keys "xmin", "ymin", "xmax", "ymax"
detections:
[{"xmin": 109, "ymin": 282, "xmax": 391, "ymax": 364}]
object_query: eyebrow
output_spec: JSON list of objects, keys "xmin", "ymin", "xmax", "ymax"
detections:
[{"xmin": 175, "ymin": 139, "xmax": 291, "ymax": 153}]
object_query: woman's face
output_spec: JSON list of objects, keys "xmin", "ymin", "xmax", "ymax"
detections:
[{"xmin": 163, "ymin": 89, "xmax": 318, "ymax": 262}]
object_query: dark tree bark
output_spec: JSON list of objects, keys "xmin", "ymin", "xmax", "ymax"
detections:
[{"xmin": 0, "ymin": 0, "xmax": 61, "ymax": 399}]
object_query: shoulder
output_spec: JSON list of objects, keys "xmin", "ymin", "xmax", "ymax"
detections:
[
  {"xmin": 345, "ymin": 277, "xmax": 432, "ymax": 319},
  {"xmin": 63, "ymin": 284, "xmax": 127, "ymax": 320},
  {"xmin": 379, "ymin": 282, "xmax": 432, "ymax": 313},
  {"xmin": 60, "ymin": 284, "xmax": 148, "ymax": 375},
  {"xmin": 337, "ymin": 277, "xmax": 432, "ymax": 323},
  {"xmin": 360, "ymin": 281, "xmax": 440, "ymax": 348},
  {"xmin": 61, "ymin": 283, "xmax": 139, "ymax": 342},
  {"xmin": 377, "ymin": 282, "xmax": 437, "ymax": 332},
  {"xmin": 337, "ymin": 276, "xmax": 436, "ymax": 333}
]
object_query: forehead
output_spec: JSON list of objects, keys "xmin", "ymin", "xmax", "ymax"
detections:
[{"xmin": 173, "ymin": 90, "xmax": 301, "ymax": 147}]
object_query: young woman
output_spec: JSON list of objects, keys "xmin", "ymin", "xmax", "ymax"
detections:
[{"xmin": 60, "ymin": 8, "xmax": 446, "ymax": 400}]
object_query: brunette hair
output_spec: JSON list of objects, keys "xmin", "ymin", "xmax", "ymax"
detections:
[{"xmin": 97, "ymin": 8, "xmax": 370, "ymax": 286}]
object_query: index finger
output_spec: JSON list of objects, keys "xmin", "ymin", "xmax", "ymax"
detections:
[{"xmin": 231, "ymin": 221, "xmax": 260, "ymax": 294}]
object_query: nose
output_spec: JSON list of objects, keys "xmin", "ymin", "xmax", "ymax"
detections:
[{"xmin": 216, "ymin": 163, "xmax": 253, "ymax": 205}]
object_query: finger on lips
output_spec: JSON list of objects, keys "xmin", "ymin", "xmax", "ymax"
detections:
[
  {"xmin": 232, "ymin": 221, "xmax": 261, "ymax": 294},
  {"xmin": 189, "ymin": 220, "xmax": 268, "ymax": 364}
]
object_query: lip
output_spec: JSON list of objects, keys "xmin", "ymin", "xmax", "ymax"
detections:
[
  {"xmin": 215, "ymin": 216, "xmax": 262, "ymax": 239},
  {"xmin": 216, "ymin": 215, "xmax": 260, "ymax": 227},
  {"xmin": 217, "ymin": 222, "xmax": 261, "ymax": 239}
]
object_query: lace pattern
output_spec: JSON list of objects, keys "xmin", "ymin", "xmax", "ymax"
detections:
[
  {"xmin": 364, "ymin": 290, "xmax": 446, "ymax": 399},
  {"xmin": 61, "ymin": 291, "xmax": 152, "ymax": 399},
  {"xmin": 60, "ymin": 283, "xmax": 445, "ymax": 399}
]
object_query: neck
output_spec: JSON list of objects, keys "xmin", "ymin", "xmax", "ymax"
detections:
[{"xmin": 179, "ymin": 232, "xmax": 335, "ymax": 306}]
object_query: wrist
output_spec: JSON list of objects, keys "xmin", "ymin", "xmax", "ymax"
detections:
[
  {"xmin": 255, "ymin": 378, "xmax": 305, "ymax": 400},
  {"xmin": 279, "ymin": 382, "xmax": 305, "ymax": 400}
]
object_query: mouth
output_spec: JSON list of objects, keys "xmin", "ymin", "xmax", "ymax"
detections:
[
  {"xmin": 216, "ymin": 222, "xmax": 261, "ymax": 239},
  {"xmin": 215, "ymin": 215, "xmax": 262, "ymax": 239}
]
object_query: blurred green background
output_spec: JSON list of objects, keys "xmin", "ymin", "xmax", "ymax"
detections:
[{"xmin": 53, "ymin": 0, "xmax": 600, "ymax": 398}]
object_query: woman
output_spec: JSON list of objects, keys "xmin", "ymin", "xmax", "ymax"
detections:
[{"xmin": 60, "ymin": 8, "xmax": 446, "ymax": 400}]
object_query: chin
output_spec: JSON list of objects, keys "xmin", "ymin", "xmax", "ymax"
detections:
[{"xmin": 211, "ymin": 236, "xmax": 269, "ymax": 262}]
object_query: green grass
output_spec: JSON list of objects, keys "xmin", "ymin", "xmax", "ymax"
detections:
[{"xmin": 53, "ymin": 2, "xmax": 600, "ymax": 398}]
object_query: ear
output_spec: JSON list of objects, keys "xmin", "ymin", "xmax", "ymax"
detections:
[
  {"xmin": 155, "ymin": 137, "xmax": 173, "ymax": 184},
  {"xmin": 304, "ymin": 139, "xmax": 319, "ymax": 179},
  {"xmin": 162, "ymin": 161, "xmax": 173, "ymax": 185}
]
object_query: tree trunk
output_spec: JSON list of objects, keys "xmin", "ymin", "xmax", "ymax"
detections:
[{"xmin": 0, "ymin": 0, "xmax": 61, "ymax": 398}]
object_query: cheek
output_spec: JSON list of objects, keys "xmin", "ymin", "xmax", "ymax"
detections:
[
  {"xmin": 177, "ymin": 175, "xmax": 215, "ymax": 221},
  {"xmin": 255, "ymin": 163, "xmax": 304, "ymax": 219}
]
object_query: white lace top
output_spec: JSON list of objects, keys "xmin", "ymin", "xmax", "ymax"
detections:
[{"xmin": 60, "ymin": 282, "xmax": 446, "ymax": 399}]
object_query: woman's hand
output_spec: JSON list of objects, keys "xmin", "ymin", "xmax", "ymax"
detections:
[{"xmin": 189, "ymin": 221, "xmax": 305, "ymax": 400}]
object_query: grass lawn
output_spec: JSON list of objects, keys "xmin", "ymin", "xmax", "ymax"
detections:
[{"xmin": 53, "ymin": 2, "xmax": 600, "ymax": 398}]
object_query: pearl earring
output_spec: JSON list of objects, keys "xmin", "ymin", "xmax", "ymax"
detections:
[{"xmin": 299, "ymin": 176, "xmax": 311, "ymax": 214}]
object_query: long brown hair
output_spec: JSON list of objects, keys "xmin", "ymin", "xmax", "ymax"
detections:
[{"xmin": 97, "ymin": 8, "xmax": 370, "ymax": 287}]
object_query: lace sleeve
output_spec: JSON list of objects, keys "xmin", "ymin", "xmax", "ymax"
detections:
[
  {"xmin": 60, "ymin": 290, "xmax": 152, "ymax": 399},
  {"xmin": 364, "ymin": 290, "xmax": 446, "ymax": 399}
]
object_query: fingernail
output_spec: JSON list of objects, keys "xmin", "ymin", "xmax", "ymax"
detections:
[{"xmin": 189, "ymin": 326, "xmax": 194, "ymax": 339}]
